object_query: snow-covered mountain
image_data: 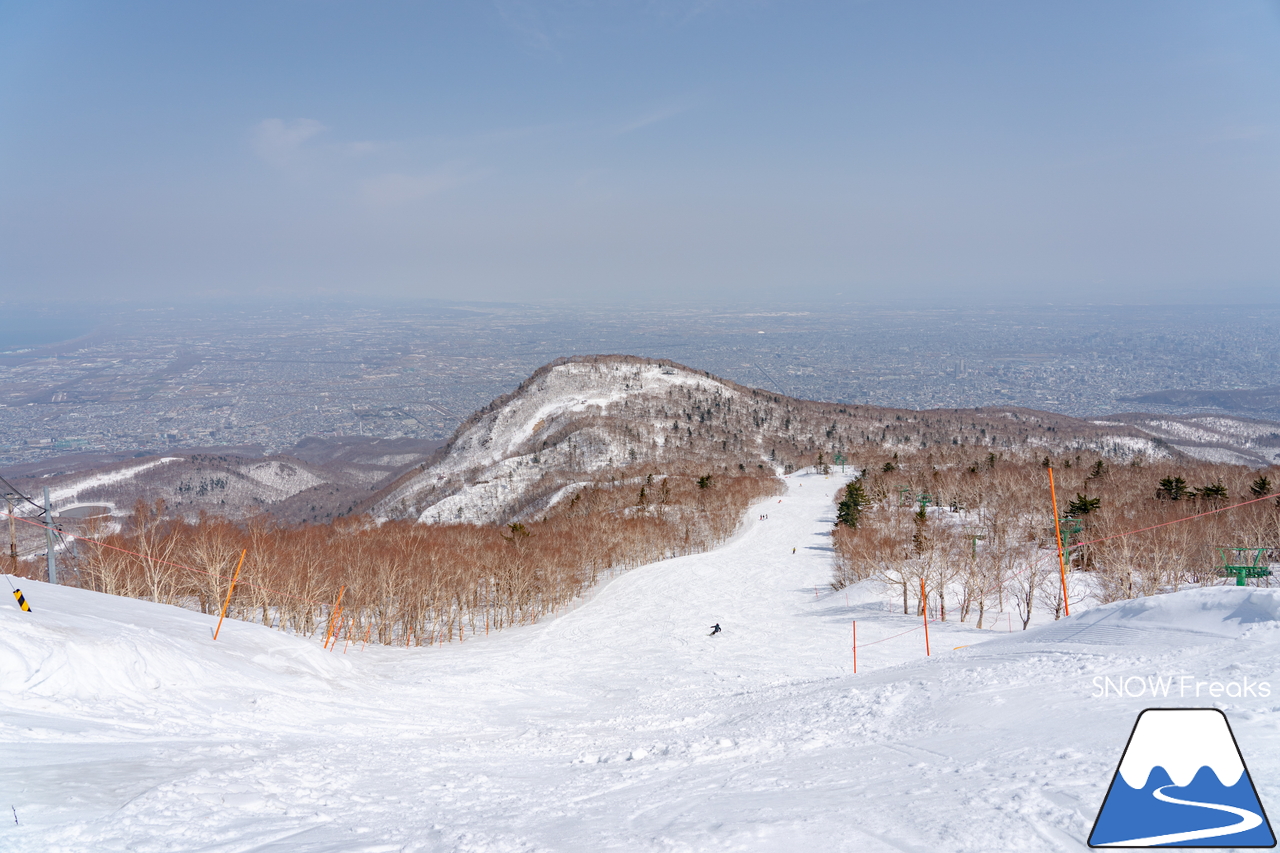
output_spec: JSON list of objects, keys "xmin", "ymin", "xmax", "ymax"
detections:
[
  {"xmin": 1099, "ymin": 412, "xmax": 1280, "ymax": 467},
  {"xmin": 1, "ymin": 437, "xmax": 443, "ymax": 545},
  {"xmin": 373, "ymin": 356, "xmax": 762, "ymax": 523},
  {"xmin": 373, "ymin": 355, "xmax": 1167, "ymax": 524},
  {"xmin": 7, "ymin": 355, "xmax": 1210, "ymax": 530}
]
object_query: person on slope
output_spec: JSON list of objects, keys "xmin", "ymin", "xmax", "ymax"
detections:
[{"xmin": 709, "ymin": 623, "xmax": 721, "ymax": 636}]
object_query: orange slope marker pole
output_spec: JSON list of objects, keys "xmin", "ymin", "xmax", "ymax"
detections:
[
  {"xmin": 323, "ymin": 585, "xmax": 346, "ymax": 649},
  {"xmin": 1047, "ymin": 467, "xmax": 1071, "ymax": 617},
  {"xmin": 212, "ymin": 550, "xmax": 247, "ymax": 641},
  {"xmin": 852, "ymin": 621, "xmax": 857, "ymax": 673},
  {"xmin": 921, "ymin": 577, "xmax": 931, "ymax": 656},
  {"xmin": 329, "ymin": 606, "xmax": 345, "ymax": 652}
]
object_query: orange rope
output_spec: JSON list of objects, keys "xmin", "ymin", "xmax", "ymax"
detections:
[
  {"xmin": 970, "ymin": 490, "xmax": 1278, "ymax": 598},
  {"xmin": 854, "ymin": 619, "xmax": 932, "ymax": 648},
  {"xmin": 1074, "ymin": 491, "xmax": 1278, "ymax": 548}
]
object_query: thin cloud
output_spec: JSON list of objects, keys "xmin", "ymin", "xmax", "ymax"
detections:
[{"xmin": 252, "ymin": 118, "xmax": 327, "ymax": 166}]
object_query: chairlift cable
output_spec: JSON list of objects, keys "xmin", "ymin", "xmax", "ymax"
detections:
[{"xmin": 0, "ymin": 474, "xmax": 46, "ymax": 515}]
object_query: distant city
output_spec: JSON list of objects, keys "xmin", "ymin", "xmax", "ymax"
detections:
[{"xmin": 2, "ymin": 301, "xmax": 1278, "ymax": 468}]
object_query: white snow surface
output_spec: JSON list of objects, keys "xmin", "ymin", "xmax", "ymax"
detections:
[
  {"xmin": 6, "ymin": 472, "xmax": 1280, "ymax": 851},
  {"xmin": 1146, "ymin": 419, "xmax": 1234, "ymax": 445}
]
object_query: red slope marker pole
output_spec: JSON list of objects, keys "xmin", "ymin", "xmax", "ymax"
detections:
[
  {"xmin": 852, "ymin": 620, "xmax": 857, "ymax": 674},
  {"xmin": 921, "ymin": 577, "xmax": 931, "ymax": 657},
  {"xmin": 1048, "ymin": 466, "xmax": 1071, "ymax": 617},
  {"xmin": 213, "ymin": 550, "xmax": 247, "ymax": 641}
]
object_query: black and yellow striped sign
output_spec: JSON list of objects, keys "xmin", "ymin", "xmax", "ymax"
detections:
[{"xmin": 12, "ymin": 589, "xmax": 30, "ymax": 612}]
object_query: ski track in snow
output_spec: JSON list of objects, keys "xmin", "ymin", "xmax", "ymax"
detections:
[{"xmin": 4, "ymin": 471, "xmax": 1280, "ymax": 851}]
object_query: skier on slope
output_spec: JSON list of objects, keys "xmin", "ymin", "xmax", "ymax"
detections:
[{"xmin": 709, "ymin": 623, "xmax": 721, "ymax": 636}]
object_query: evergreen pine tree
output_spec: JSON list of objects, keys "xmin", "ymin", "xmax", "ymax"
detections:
[
  {"xmin": 836, "ymin": 480, "xmax": 869, "ymax": 529},
  {"xmin": 1066, "ymin": 493, "xmax": 1100, "ymax": 515},
  {"xmin": 1156, "ymin": 476, "xmax": 1188, "ymax": 501}
]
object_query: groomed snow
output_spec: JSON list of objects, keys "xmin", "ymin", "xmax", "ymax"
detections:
[{"xmin": 5, "ymin": 472, "xmax": 1280, "ymax": 851}]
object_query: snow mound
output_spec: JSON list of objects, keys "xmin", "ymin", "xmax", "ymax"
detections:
[
  {"xmin": 1004, "ymin": 588, "xmax": 1280, "ymax": 647},
  {"xmin": 0, "ymin": 581, "xmax": 348, "ymax": 710}
]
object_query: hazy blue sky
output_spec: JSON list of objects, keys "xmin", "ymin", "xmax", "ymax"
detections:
[{"xmin": 3, "ymin": 1, "xmax": 1279, "ymax": 305}]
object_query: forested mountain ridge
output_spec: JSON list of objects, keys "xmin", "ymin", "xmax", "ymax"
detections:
[
  {"xmin": 13, "ymin": 354, "xmax": 1276, "ymax": 531},
  {"xmin": 372, "ymin": 354, "xmax": 1168, "ymax": 525}
]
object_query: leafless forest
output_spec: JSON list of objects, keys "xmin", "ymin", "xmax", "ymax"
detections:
[
  {"xmin": 831, "ymin": 445, "xmax": 1280, "ymax": 629},
  {"xmin": 61, "ymin": 466, "xmax": 778, "ymax": 646}
]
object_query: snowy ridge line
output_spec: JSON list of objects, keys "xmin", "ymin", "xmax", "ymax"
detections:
[
  {"xmin": 1, "ymin": 508, "xmax": 322, "ymax": 606},
  {"xmin": 47, "ymin": 456, "xmax": 180, "ymax": 504}
]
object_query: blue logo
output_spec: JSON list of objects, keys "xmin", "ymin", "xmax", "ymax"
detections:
[{"xmin": 1090, "ymin": 708, "xmax": 1275, "ymax": 847}]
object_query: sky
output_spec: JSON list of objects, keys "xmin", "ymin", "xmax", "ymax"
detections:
[{"xmin": 2, "ymin": 1, "xmax": 1279, "ymax": 307}]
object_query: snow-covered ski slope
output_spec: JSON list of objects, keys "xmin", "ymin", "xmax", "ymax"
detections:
[{"xmin": 5, "ymin": 472, "xmax": 1280, "ymax": 852}]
